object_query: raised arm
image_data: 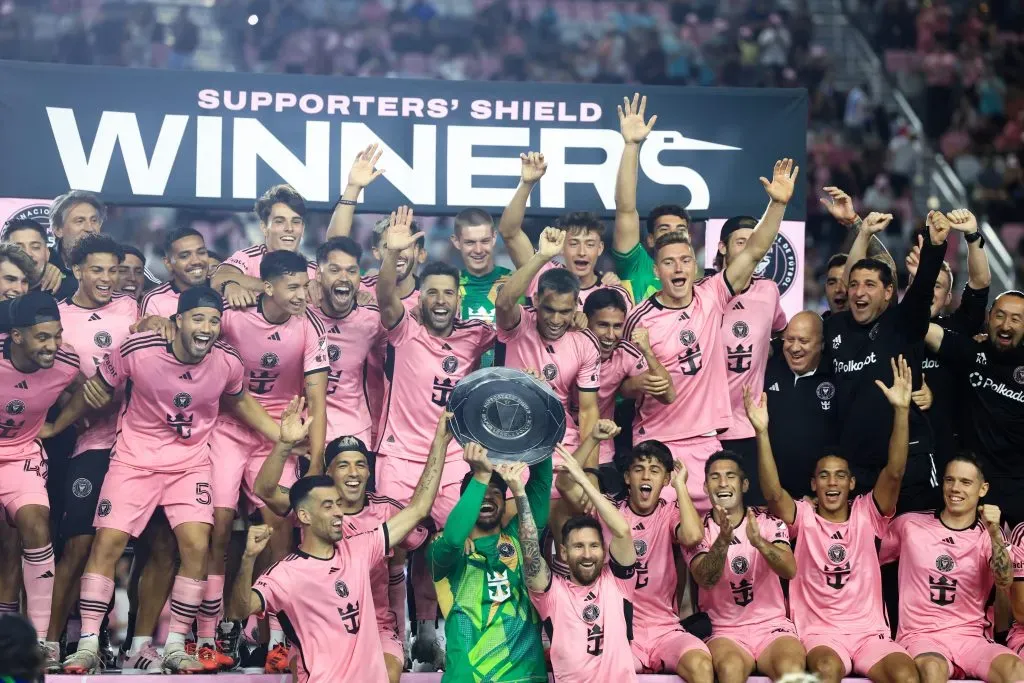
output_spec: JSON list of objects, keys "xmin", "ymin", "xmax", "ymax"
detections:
[
  {"xmin": 224, "ymin": 391, "xmax": 280, "ymax": 444},
  {"xmin": 226, "ymin": 525, "xmax": 273, "ymax": 620},
  {"xmin": 327, "ymin": 143, "xmax": 384, "ymax": 239},
  {"xmin": 386, "ymin": 411, "xmax": 452, "ymax": 545},
  {"xmin": 673, "ymin": 461, "xmax": 704, "ymax": 547},
  {"xmin": 556, "ymin": 445, "xmax": 636, "ymax": 566},
  {"xmin": 871, "ymin": 356, "xmax": 912, "ymax": 516},
  {"xmin": 253, "ymin": 396, "xmax": 312, "ymax": 517},
  {"xmin": 302, "ymin": 371, "xmax": 328, "ymax": 475},
  {"xmin": 496, "ymin": 152, "xmax": 547, "ymax": 269},
  {"xmin": 495, "ymin": 227, "xmax": 564, "ymax": 331},
  {"xmin": 745, "ymin": 508, "xmax": 796, "ymax": 580},
  {"xmin": 821, "ymin": 186, "xmax": 894, "ymax": 281},
  {"xmin": 375, "ymin": 206, "xmax": 423, "ymax": 330},
  {"xmin": 613, "ymin": 93, "xmax": 657, "ymax": 254},
  {"xmin": 744, "ymin": 386, "xmax": 797, "ymax": 524},
  {"xmin": 555, "ymin": 420, "xmax": 619, "ymax": 511},
  {"xmin": 981, "ymin": 505, "xmax": 1013, "ymax": 590},
  {"xmin": 499, "ymin": 462, "xmax": 552, "ymax": 593},
  {"xmin": 948, "ymin": 209, "xmax": 991, "ymax": 291},
  {"xmin": 843, "ymin": 212, "xmax": 896, "ymax": 287},
  {"xmin": 725, "ymin": 159, "xmax": 799, "ymax": 293},
  {"xmin": 620, "ymin": 328, "xmax": 675, "ymax": 404},
  {"xmin": 897, "ymin": 211, "xmax": 951, "ymax": 339},
  {"xmin": 690, "ymin": 506, "xmax": 734, "ymax": 587}
]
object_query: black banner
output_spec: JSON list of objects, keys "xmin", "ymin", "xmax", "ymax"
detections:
[{"xmin": 0, "ymin": 60, "xmax": 807, "ymax": 218}]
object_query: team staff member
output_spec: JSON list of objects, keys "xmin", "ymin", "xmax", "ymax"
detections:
[
  {"xmin": 40, "ymin": 191, "xmax": 105, "ymax": 301},
  {"xmin": 824, "ymin": 210, "xmax": 950, "ymax": 510},
  {"xmin": 762, "ymin": 311, "xmax": 838, "ymax": 498}
]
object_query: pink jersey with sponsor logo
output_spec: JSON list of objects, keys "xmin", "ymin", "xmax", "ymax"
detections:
[
  {"xmin": 719, "ymin": 278, "xmax": 787, "ymax": 439},
  {"xmin": 496, "ymin": 306, "xmax": 600, "ymax": 444},
  {"xmin": 530, "ymin": 561, "xmax": 639, "ymax": 683},
  {"xmin": 600, "ymin": 498, "xmax": 681, "ymax": 631},
  {"xmin": 527, "ymin": 261, "xmax": 633, "ymax": 310},
  {"xmin": 881, "ymin": 510, "xmax": 1000, "ymax": 639},
  {"xmin": 140, "ymin": 282, "xmax": 182, "ymax": 318},
  {"xmin": 57, "ymin": 295, "xmax": 139, "ymax": 456},
  {"xmin": 682, "ymin": 506, "xmax": 790, "ymax": 628},
  {"xmin": 375, "ymin": 311, "xmax": 494, "ymax": 471},
  {"xmin": 218, "ymin": 300, "xmax": 328, "ymax": 422},
  {"xmin": 623, "ymin": 273, "xmax": 734, "ymax": 443},
  {"xmin": 789, "ymin": 495, "xmax": 891, "ymax": 634},
  {"xmin": 316, "ymin": 303, "xmax": 386, "ymax": 442},
  {"xmin": 220, "ymin": 244, "xmax": 318, "ymax": 280},
  {"xmin": 363, "ymin": 282, "xmax": 419, "ymax": 439},
  {"xmin": 99, "ymin": 332, "xmax": 244, "ymax": 472},
  {"xmin": 344, "ymin": 494, "xmax": 428, "ymax": 637},
  {"xmin": 0, "ymin": 339, "xmax": 79, "ymax": 461},
  {"xmin": 253, "ymin": 527, "xmax": 390, "ymax": 683},
  {"xmin": 1008, "ymin": 523, "xmax": 1024, "ymax": 648},
  {"xmin": 595, "ymin": 342, "xmax": 648, "ymax": 463}
]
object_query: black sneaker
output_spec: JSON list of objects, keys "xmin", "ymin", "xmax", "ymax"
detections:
[
  {"xmin": 98, "ymin": 627, "xmax": 119, "ymax": 671},
  {"xmin": 240, "ymin": 643, "xmax": 268, "ymax": 672},
  {"xmin": 217, "ymin": 620, "xmax": 243, "ymax": 671}
]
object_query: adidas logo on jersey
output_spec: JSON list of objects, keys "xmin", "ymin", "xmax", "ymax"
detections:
[
  {"xmin": 732, "ymin": 301, "xmax": 745, "ymax": 310},
  {"xmin": 15, "ymin": 380, "xmax": 27, "ymax": 389},
  {"xmin": 268, "ymin": 332, "xmax": 281, "ymax": 341},
  {"xmin": 584, "ymin": 592, "xmax": 597, "ymax": 601},
  {"xmin": 329, "ymin": 567, "xmax": 340, "ymax": 574},
  {"xmin": 329, "ymin": 326, "xmax": 341, "ymax": 334},
  {"xmin": 768, "ymin": 382, "xmax": 780, "ymax": 392},
  {"xmin": 941, "ymin": 536, "xmax": 955, "ymax": 545},
  {"xmin": 88, "ymin": 313, "xmax": 101, "ymax": 321},
  {"xmin": 179, "ymin": 371, "xmax": 193, "ymax": 381},
  {"xmin": 633, "ymin": 522, "xmax": 645, "ymax": 531},
  {"xmin": 831, "ymin": 531, "xmax": 843, "ymax": 540}
]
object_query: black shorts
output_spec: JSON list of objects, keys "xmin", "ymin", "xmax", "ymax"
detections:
[{"xmin": 61, "ymin": 449, "xmax": 111, "ymax": 538}]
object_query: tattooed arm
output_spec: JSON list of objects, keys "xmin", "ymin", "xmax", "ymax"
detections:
[
  {"xmin": 499, "ymin": 463, "xmax": 552, "ymax": 593},
  {"xmin": 982, "ymin": 505, "xmax": 1013, "ymax": 590},
  {"xmin": 746, "ymin": 509, "xmax": 796, "ymax": 579},
  {"xmin": 689, "ymin": 514, "xmax": 733, "ymax": 588}
]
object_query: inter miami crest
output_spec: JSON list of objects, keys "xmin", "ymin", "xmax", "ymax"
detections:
[
  {"xmin": 935, "ymin": 554, "xmax": 955, "ymax": 572},
  {"xmin": 173, "ymin": 393, "xmax": 192, "ymax": 410},
  {"xmin": 581, "ymin": 604, "xmax": 600, "ymax": 623},
  {"xmin": 498, "ymin": 542, "xmax": 516, "ymax": 558},
  {"xmin": 731, "ymin": 556, "xmax": 749, "ymax": 575},
  {"xmin": 94, "ymin": 331, "xmax": 112, "ymax": 348},
  {"xmin": 97, "ymin": 499, "xmax": 112, "ymax": 517},
  {"xmin": 633, "ymin": 539, "xmax": 648, "ymax": 557},
  {"xmin": 816, "ymin": 382, "xmax": 836, "ymax": 401},
  {"xmin": 261, "ymin": 352, "xmax": 280, "ymax": 369},
  {"xmin": 1014, "ymin": 367, "xmax": 1024, "ymax": 385},
  {"xmin": 827, "ymin": 544, "xmax": 847, "ymax": 564},
  {"xmin": 753, "ymin": 232, "xmax": 799, "ymax": 296},
  {"xmin": 731, "ymin": 321, "xmax": 749, "ymax": 339},
  {"xmin": 679, "ymin": 329, "xmax": 696, "ymax": 346},
  {"xmin": 5, "ymin": 400, "xmax": 25, "ymax": 415},
  {"xmin": 328, "ymin": 344, "xmax": 341, "ymax": 363},
  {"xmin": 72, "ymin": 478, "xmax": 93, "ymax": 498},
  {"xmin": 334, "ymin": 580, "xmax": 349, "ymax": 598},
  {"xmin": 442, "ymin": 355, "xmax": 459, "ymax": 374},
  {"xmin": 542, "ymin": 363, "xmax": 558, "ymax": 381}
]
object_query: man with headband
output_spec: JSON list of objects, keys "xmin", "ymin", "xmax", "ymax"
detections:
[
  {"xmin": 49, "ymin": 286, "xmax": 281, "ymax": 674},
  {"xmin": 0, "ymin": 292, "xmax": 82, "ymax": 670}
]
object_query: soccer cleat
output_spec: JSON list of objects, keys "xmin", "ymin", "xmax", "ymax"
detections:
[
  {"xmin": 161, "ymin": 648, "xmax": 206, "ymax": 674},
  {"xmin": 43, "ymin": 641, "xmax": 63, "ymax": 674},
  {"xmin": 264, "ymin": 642, "xmax": 291, "ymax": 673},
  {"xmin": 196, "ymin": 644, "xmax": 235, "ymax": 671},
  {"xmin": 121, "ymin": 644, "xmax": 163, "ymax": 675},
  {"xmin": 62, "ymin": 648, "xmax": 102, "ymax": 675},
  {"xmin": 98, "ymin": 628, "xmax": 118, "ymax": 670},
  {"xmin": 410, "ymin": 635, "xmax": 445, "ymax": 673},
  {"xmin": 216, "ymin": 620, "xmax": 243, "ymax": 670}
]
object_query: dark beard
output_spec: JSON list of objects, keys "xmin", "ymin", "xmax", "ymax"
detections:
[{"xmin": 475, "ymin": 514, "xmax": 501, "ymax": 532}]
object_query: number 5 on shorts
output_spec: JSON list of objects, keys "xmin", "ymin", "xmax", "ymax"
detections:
[{"xmin": 195, "ymin": 483, "xmax": 212, "ymax": 505}]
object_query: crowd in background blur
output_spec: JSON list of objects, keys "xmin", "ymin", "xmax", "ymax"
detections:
[{"xmin": 0, "ymin": 0, "xmax": 1022, "ymax": 308}]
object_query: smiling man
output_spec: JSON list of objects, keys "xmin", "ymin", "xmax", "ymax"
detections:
[
  {"xmin": 115, "ymin": 246, "xmax": 147, "ymax": 303},
  {"xmin": 3, "ymin": 219, "xmax": 49, "ymax": 287},
  {"xmin": 141, "ymin": 228, "xmax": 210, "ymax": 318},
  {"xmin": 47, "ymin": 191, "xmax": 105, "ymax": 301},
  {"xmin": 0, "ymin": 245, "xmax": 33, "ymax": 300}
]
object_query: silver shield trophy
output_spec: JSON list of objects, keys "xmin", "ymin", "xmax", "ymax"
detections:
[{"xmin": 447, "ymin": 367, "xmax": 565, "ymax": 465}]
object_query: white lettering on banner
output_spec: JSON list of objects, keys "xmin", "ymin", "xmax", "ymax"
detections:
[
  {"xmin": 834, "ymin": 352, "xmax": 877, "ymax": 374},
  {"xmin": 44, "ymin": 108, "xmax": 740, "ymax": 210}
]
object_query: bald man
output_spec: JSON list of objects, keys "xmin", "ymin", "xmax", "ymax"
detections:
[{"xmin": 761, "ymin": 312, "xmax": 838, "ymax": 497}]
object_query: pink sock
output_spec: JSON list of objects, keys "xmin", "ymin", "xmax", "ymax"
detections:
[
  {"xmin": 79, "ymin": 573, "xmax": 115, "ymax": 639},
  {"xmin": 197, "ymin": 575, "xmax": 224, "ymax": 639},
  {"xmin": 268, "ymin": 611, "xmax": 282, "ymax": 635},
  {"xmin": 168, "ymin": 576, "xmax": 202, "ymax": 637},
  {"xmin": 388, "ymin": 568, "xmax": 408, "ymax": 645},
  {"xmin": 22, "ymin": 544, "xmax": 55, "ymax": 638}
]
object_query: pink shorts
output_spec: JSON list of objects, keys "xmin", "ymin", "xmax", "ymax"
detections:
[
  {"xmin": 374, "ymin": 454, "xmax": 468, "ymax": 527},
  {"xmin": 802, "ymin": 629, "xmax": 908, "ymax": 676},
  {"xmin": 210, "ymin": 421, "xmax": 259, "ymax": 510},
  {"xmin": 632, "ymin": 626, "xmax": 709, "ymax": 673},
  {"xmin": 94, "ymin": 460, "xmax": 214, "ymax": 537},
  {"xmin": 900, "ymin": 631, "xmax": 1018, "ymax": 679},
  {"xmin": 1008, "ymin": 626, "xmax": 1024, "ymax": 655},
  {"xmin": 0, "ymin": 454, "xmax": 49, "ymax": 520},
  {"xmin": 662, "ymin": 435, "xmax": 723, "ymax": 514},
  {"xmin": 243, "ymin": 448, "xmax": 299, "ymax": 512},
  {"xmin": 380, "ymin": 630, "xmax": 403, "ymax": 662},
  {"xmin": 710, "ymin": 619, "xmax": 799, "ymax": 661},
  {"xmin": 327, "ymin": 424, "xmax": 372, "ymax": 447}
]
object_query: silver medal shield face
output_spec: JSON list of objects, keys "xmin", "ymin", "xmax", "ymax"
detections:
[{"xmin": 480, "ymin": 393, "xmax": 534, "ymax": 440}]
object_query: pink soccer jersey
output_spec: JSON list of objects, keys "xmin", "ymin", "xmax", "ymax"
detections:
[
  {"xmin": 1008, "ymin": 524, "xmax": 1024, "ymax": 651},
  {"xmin": 253, "ymin": 527, "xmax": 390, "ymax": 683},
  {"xmin": 317, "ymin": 303, "xmax": 386, "ymax": 442},
  {"xmin": 345, "ymin": 494, "xmax": 428, "ymax": 639},
  {"xmin": 218, "ymin": 301, "xmax": 328, "ymax": 421},
  {"xmin": 375, "ymin": 312, "xmax": 494, "ymax": 470},
  {"xmin": 496, "ymin": 306, "xmax": 601, "ymax": 444},
  {"xmin": 682, "ymin": 507, "xmax": 791, "ymax": 628},
  {"xmin": 140, "ymin": 282, "xmax": 182, "ymax": 318},
  {"xmin": 0, "ymin": 339, "xmax": 79, "ymax": 461},
  {"xmin": 880, "ymin": 511, "xmax": 1000, "ymax": 639},
  {"xmin": 600, "ymin": 498, "xmax": 681, "ymax": 631},
  {"xmin": 788, "ymin": 495, "xmax": 891, "ymax": 635},
  {"xmin": 719, "ymin": 278, "xmax": 787, "ymax": 439},
  {"xmin": 363, "ymin": 282, "xmax": 419, "ymax": 439},
  {"xmin": 623, "ymin": 273, "xmax": 734, "ymax": 444},
  {"xmin": 530, "ymin": 561, "xmax": 639, "ymax": 683},
  {"xmin": 98, "ymin": 332, "xmax": 245, "ymax": 472},
  {"xmin": 220, "ymin": 244, "xmax": 318, "ymax": 280},
  {"xmin": 527, "ymin": 261, "xmax": 633, "ymax": 309},
  {"xmin": 595, "ymin": 342, "xmax": 648, "ymax": 463},
  {"xmin": 57, "ymin": 295, "xmax": 139, "ymax": 456}
]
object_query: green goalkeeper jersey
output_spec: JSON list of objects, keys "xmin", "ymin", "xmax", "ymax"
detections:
[
  {"xmin": 459, "ymin": 266, "xmax": 510, "ymax": 368},
  {"xmin": 426, "ymin": 459, "xmax": 552, "ymax": 683}
]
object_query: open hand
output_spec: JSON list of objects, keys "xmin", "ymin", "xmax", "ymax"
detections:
[
  {"xmin": 875, "ymin": 355, "xmax": 912, "ymax": 409},
  {"xmin": 761, "ymin": 158, "xmax": 799, "ymax": 205},
  {"xmin": 520, "ymin": 152, "xmax": 548, "ymax": 184},
  {"xmin": 819, "ymin": 186, "xmax": 859, "ymax": 226},
  {"xmin": 617, "ymin": 92, "xmax": 657, "ymax": 144},
  {"xmin": 279, "ymin": 396, "xmax": 311, "ymax": 445},
  {"xmin": 347, "ymin": 143, "xmax": 385, "ymax": 189},
  {"xmin": 742, "ymin": 386, "xmax": 769, "ymax": 433}
]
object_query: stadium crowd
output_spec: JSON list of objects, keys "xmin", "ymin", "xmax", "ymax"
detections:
[{"xmin": 0, "ymin": 90, "xmax": 1023, "ymax": 683}]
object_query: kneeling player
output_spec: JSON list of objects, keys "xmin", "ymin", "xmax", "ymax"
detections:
[
  {"xmin": 746, "ymin": 356, "xmax": 919, "ymax": 683},
  {"xmin": 682, "ymin": 452, "xmax": 805, "ymax": 682},
  {"xmin": 882, "ymin": 455, "xmax": 1024, "ymax": 683}
]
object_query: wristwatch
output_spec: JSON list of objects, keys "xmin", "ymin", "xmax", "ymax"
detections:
[{"xmin": 965, "ymin": 231, "xmax": 985, "ymax": 247}]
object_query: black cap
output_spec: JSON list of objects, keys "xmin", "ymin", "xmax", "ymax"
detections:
[
  {"xmin": 324, "ymin": 435, "xmax": 370, "ymax": 470},
  {"xmin": 176, "ymin": 285, "xmax": 224, "ymax": 315},
  {"xmin": 0, "ymin": 291, "xmax": 60, "ymax": 331},
  {"xmin": 719, "ymin": 215, "xmax": 758, "ymax": 244}
]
